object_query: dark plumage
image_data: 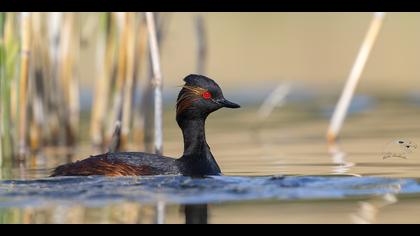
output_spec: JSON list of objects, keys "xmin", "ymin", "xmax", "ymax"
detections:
[{"xmin": 51, "ymin": 74, "xmax": 240, "ymax": 177}]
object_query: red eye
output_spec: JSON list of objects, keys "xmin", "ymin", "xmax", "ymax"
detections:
[{"xmin": 202, "ymin": 91, "xmax": 212, "ymax": 100}]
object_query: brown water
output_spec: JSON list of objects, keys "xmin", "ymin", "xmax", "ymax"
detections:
[{"xmin": 1, "ymin": 99, "xmax": 420, "ymax": 224}]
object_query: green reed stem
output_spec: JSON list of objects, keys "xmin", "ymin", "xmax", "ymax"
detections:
[
  {"xmin": 0, "ymin": 25, "xmax": 4, "ymax": 165},
  {"xmin": 0, "ymin": 13, "xmax": 4, "ymax": 35},
  {"xmin": 0, "ymin": 12, "xmax": 15, "ymax": 166}
]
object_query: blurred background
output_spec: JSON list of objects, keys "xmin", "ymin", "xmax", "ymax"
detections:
[
  {"xmin": 0, "ymin": 12, "xmax": 420, "ymax": 178},
  {"xmin": 83, "ymin": 13, "xmax": 420, "ymax": 93},
  {"xmin": 1, "ymin": 12, "xmax": 420, "ymax": 224}
]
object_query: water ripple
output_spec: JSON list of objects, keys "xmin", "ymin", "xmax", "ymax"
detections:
[{"xmin": 0, "ymin": 176, "xmax": 419, "ymax": 208}]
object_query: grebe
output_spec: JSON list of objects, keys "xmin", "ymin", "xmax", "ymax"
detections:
[{"xmin": 51, "ymin": 74, "xmax": 240, "ymax": 177}]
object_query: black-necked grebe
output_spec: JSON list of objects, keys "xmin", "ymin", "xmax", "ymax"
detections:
[{"xmin": 51, "ymin": 74, "xmax": 240, "ymax": 177}]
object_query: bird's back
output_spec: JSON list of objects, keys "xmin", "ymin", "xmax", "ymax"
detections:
[{"xmin": 51, "ymin": 152, "xmax": 180, "ymax": 177}]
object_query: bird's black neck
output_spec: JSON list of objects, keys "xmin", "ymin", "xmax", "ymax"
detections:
[
  {"xmin": 177, "ymin": 116, "xmax": 221, "ymax": 176},
  {"xmin": 180, "ymin": 118, "xmax": 208, "ymax": 156}
]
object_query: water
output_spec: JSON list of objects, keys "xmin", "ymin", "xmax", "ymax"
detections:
[
  {"xmin": 3, "ymin": 176, "xmax": 418, "ymax": 206},
  {"xmin": 1, "ymin": 97, "xmax": 420, "ymax": 223},
  {"xmin": 1, "ymin": 176, "xmax": 419, "ymax": 223}
]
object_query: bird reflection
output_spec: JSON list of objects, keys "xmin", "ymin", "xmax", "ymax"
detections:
[{"xmin": 184, "ymin": 204, "xmax": 208, "ymax": 224}]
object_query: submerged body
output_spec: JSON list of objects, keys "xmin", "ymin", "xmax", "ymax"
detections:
[{"xmin": 51, "ymin": 74, "xmax": 239, "ymax": 177}]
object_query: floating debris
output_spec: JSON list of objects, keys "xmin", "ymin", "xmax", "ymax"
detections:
[{"xmin": 383, "ymin": 139, "xmax": 418, "ymax": 160}]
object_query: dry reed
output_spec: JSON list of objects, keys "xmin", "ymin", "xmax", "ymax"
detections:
[
  {"xmin": 17, "ymin": 12, "xmax": 31, "ymax": 159},
  {"xmin": 146, "ymin": 12, "xmax": 164, "ymax": 155}
]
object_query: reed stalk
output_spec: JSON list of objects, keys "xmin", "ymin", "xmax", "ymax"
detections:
[
  {"xmin": 142, "ymin": 68, "xmax": 155, "ymax": 153},
  {"xmin": 132, "ymin": 15, "xmax": 148, "ymax": 146},
  {"xmin": 108, "ymin": 12, "xmax": 138, "ymax": 152},
  {"xmin": 32, "ymin": 13, "xmax": 57, "ymax": 149},
  {"xmin": 106, "ymin": 12, "xmax": 128, "ymax": 151},
  {"xmin": 90, "ymin": 13, "xmax": 115, "ymax": 149},
  {"xmin": 89, "ymin": 13, "xmax": 107, "ymax": 148},
  {"xmin": 121, "ymin": 12, "xmax": 136, "ymax": 150},
  {"xmin": 146, "ymin": 12, "xmax": 164, "ymax": 155},
  {"xmin": 1, "ymin": 13, "xmax": 19, "ymax": 164},
  {"xmin": 114, "ymin": 12, "xmax": 128, "ymax": 151},
  {"xmin": 327, "ymin": 12, "xmax": 385, "ymax": 143},
  {"xmin": 29, "ymin": 12, "xmax": 47, "ymax": 152},
  {"xmin": 7, "ymin": 14, "xmax": 19, "ymax": 128},
  {"xmin": 194, "ymin": 15, "xmax": 207, "ymax": 75},
  {"xmin": 17, "ymin": 12, "xmax": 31, "ymax": 159},
  {"xmin": 257, "ymin": 83, "xmax": 291, "ymax": 120},
  {"xmin": 108, "ymin": 120, "xmax": 122, "ymax": 153},
  {"xmin": 47, "ymin": 12, "xmax": 64, "ymax": 146},
  {"xmin": 0, "ymin": 13, "xmax": 4, "ymax": 34},
  {"xmin": 59, "ymin": 13, "xmax": 79, "ymax": 147},
  {"xmin": 0, "ymin": 12, "xmax": 5, "ymax": 164},
  {"xmin": 68, "ymin": 14, "xmax": 81, "ymax": 148},
  {"xmin": 37, "ymin": 13, "xmax": 53, "ymax": 149},
  {"xmin": 142, "ymin": 13, "xmax": 169, "ymax": 153}
]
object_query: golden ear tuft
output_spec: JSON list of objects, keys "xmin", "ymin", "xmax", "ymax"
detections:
[
  {"xmin": 176, "ymin": 85, "xmax": 208, "ymax": 115},
  {"xmin": 182, "ymin": 85, "xmax": 208, "ymax": 96}
]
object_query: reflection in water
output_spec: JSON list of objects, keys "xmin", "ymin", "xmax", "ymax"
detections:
[
  {"xmin": 156, "ymin": 201, "xmax": 166, "ymax": 224},
  {"xmin": 1, "ymin": 175, "xmax": 420, "ymax": 223},
  {"xmin": 346, "ymin": 138, "xmax": 414, "ymax": 223},
  {"xmin": 0, "ymin": 203, "xmax": 165, "ymax": 224},
  {"xmin": 0, "ymin": 203, "xmax": 210, "ymax": 224},
  {"xmin": 328, "ymin": 144, "xmax": 357, "ymax": 176},
  {"xmin": 184, "ymin": 204, "xmax": 208, "ymax": 224},
  {"xmin": 350, "ymin": 185, "xmax": 400, "ymax": 224}
]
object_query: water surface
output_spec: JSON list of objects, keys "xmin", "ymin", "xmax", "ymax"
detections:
[{"xmin": 1, "ymin": 99, "xmax": 420, "ymax": 224}]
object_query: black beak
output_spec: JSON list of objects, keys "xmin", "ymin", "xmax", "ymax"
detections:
[{"xmin": 216, "ymin": 98, "xmax": 241, "ymax": 109}]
